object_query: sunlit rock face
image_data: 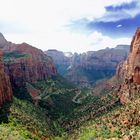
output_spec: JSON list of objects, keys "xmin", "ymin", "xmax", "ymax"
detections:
[
  {"xmin": 117, "ymin": 28, "xmax": 140, "ymax": 104},
  {"xmin": 0, "ymin": 50, "xmax": 12, "ymax": 107}
]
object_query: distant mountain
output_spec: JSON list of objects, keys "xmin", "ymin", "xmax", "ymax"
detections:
[
  {"xmin": 45, "ymin": 45, "xmax": 130, "ymax": 87},
  {"xmin": 114, "ymin": 44, "xmax": 130, "ymax": 50},
  {"xmin": 46, "ymin": 49, "xmax": 71, "ymax": 75}
]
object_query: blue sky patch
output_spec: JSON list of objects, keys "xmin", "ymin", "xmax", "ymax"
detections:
[
  {"xmin": 106, "ymin": 1, "xmax": 138, "ymax": 12},
  {"xmin": 87, "ymin": 13, "xmax": 140, "ymax": 38}
]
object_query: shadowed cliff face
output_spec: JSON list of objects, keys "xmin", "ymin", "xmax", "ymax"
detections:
[
  {"xmin": 0, "ymin": 50, "xmax": 12, "ymax": 107},
  {"xmin": 117, "ymin": 28, "xmax": 140, "ymax": 104},
  {"xmin": 0, "ymin": 33, "xmax": 57, "ymax": 99}
]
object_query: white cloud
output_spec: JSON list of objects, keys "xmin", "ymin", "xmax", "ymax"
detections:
[
  {"xmin": 0, "ymin": 0, "xmax": 137, "ymax": 29},
  {"xmin": 5, "ymin": 30, "xmax": 131, "ymax": 53},
  {"xmin": 116, "ymin": 25, "xmax": 122, "ymax": 28},
  {"xmin": 0, "ymin": 0, "xmax": 135, "ymax": 52}
]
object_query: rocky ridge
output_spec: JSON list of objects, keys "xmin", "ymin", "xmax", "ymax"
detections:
[{"xmin": 2, "ymin": 36, "xmax": 56, "ymax": 88}]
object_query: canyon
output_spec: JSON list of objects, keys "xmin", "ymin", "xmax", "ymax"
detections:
[{"xmin": 0, "ymin": 28, "xmax": 140, "ymax": 139}]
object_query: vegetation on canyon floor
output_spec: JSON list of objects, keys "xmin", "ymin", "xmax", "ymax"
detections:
[{"xmin": 0, "ymin": 76, "xmax": 122, "ymax": 140}]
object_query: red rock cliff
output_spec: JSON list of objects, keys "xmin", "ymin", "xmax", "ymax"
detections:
[
  {"xmin": 0, "ymin": 50, "xmax": 12, "ymax": 107},
  {"xmin": 0, "ymin": 33, "xmax": 57, "ymax": 89},
  {"xmin": 117, "ymin": 28, "xmax": 140, "ymax": 103}
]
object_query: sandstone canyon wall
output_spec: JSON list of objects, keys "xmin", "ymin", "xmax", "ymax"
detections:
[
  {"xmin": 117, "ymin": 28, "xmax": 140, "ymax": 103},
  {"xmin": 0, "ymin": 34, "xmax": 57, "ymax": 89},
  {"xmin": 0, "ymin": 32, "xmax": 57, "ymax": 100},
  {"xmin": 0, "ymin": 50, "xmax": 12, "ymax": 107}
]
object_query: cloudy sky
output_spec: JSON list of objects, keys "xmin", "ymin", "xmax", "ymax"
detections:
[{"xmin": 0, "ymin": 0, "xmax": 140, "ymax": 53}]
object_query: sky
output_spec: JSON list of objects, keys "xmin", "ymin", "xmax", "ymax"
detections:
[{"xmin": 0, "ymin": 0, "xmax": 140, "ymax": 53}]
